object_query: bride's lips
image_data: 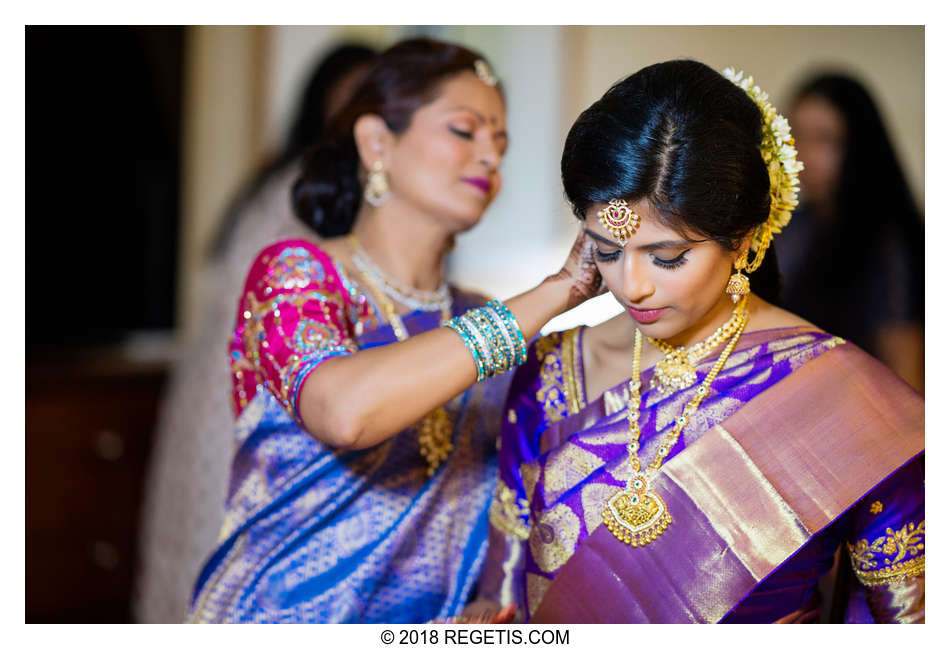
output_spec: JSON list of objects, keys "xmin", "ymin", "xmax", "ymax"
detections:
[
  {"xmin": 463, "ymin": 177, "xmax": 491, "ymax": 193},
  {"xmin": 627, "ymin": 306, "xmax": 668, "ymax": 324}
]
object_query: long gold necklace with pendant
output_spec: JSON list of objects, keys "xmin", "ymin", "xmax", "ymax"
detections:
[
  {"xmin": 602, "ymin": 295, "xmax": 749, "ymax": 546},
  {"xmin": 647, "ymin": 299, "xmax": 747, "ymax": 396},
  {"xmin": 346, "ymin": 235, "xmax": 454, "ymax": 476}
]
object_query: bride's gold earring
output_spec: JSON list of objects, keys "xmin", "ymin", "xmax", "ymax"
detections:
[
  {"xmin": 725, "ymin": 255, "xmax": 751, "ymax": 303},
  {"xmin": 364, "ymin": 161, "xmax": 391, "ymax": 207}
]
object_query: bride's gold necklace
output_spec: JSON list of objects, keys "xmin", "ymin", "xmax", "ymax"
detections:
[
  {"xmin": 647, "ymin": 298, "xmax": 747, "ymax": 396},
  {"xmin": 602, "ymin": 295, "xmax": 748, "ymax": 547},
  {"xmin": 346, "ymin": 235, "xmax": 454, "ymax": 476}
]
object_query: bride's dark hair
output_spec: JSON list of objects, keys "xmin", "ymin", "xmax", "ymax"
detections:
[
  {"xmin": 561, "ymin": 59, "xmax": 781, "ymax": 303},
  {"xmin": 293, "ymin": 37, "xmax": 501, "ymax": 238}
]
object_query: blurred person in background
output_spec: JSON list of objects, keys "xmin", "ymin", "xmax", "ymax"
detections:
[
  {"xmin": 135, "ymin": 42, "xmax": 377, "ymax": 623},
  {"xmin": 186, "ymin": 37, "xmax": 603, "ymax": 623},
  {"xmin": 778, "ymin": 73, "xmax": 924, "ymax": 392}
]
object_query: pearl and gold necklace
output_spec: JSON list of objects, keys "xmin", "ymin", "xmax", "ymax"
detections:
[
  {"xmin": 347, "ymin": 235, "xmax": 454, "ymax": 475},
  {"xmin": 602, "ymin": 295, "xmax": 749, "ymax": 547},
  {"xmin": 647, "ymin": 298, "xmax": 747, "ymax": 396}
]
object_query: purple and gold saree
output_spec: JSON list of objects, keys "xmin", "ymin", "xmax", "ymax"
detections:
[{"xmin": 479, "ymin": 326, "xmax": 924, "ymax": 623}]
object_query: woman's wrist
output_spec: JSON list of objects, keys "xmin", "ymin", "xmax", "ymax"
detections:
[
  {"xmin": 502, "ymin": 276, "xmax": 574, "ymax": 342},
  {"xmin": 539, "ymin": 272, "xmax": 579, "ymax": 313}
]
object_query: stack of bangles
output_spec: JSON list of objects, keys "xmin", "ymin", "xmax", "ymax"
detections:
[{"xmin": 443, "ymin": 300, "xmax": 528, "ymax": 382}]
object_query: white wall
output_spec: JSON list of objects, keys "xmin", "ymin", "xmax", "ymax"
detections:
[{"xmin": 565, "ymin": 26, "xmax": 924, "ymax": 209}]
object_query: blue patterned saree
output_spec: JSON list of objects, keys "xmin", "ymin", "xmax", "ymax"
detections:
[{"xmin": 187, "ymin": 240, "xmax": 511, "ymax": 622}]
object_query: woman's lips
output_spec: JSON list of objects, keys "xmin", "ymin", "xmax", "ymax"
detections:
[
  {"xmin": 463, "ymin": 177, "xmax": 490, "ymax": 193},
  {"xmin": 627, "ymin": 306, "xmax": 668, "ymax": 324}
]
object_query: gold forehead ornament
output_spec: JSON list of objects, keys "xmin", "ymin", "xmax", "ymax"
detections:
[
  {"xmin": 598, "ymin": 199, "xmax": 640, "ymax": 244},
  {"xmin": 474, "ymin": 60, "xmax": 498, "ymax": 87}
]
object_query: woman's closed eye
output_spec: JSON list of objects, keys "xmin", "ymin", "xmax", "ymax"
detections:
[
  {"xmin": 594, "ymin": 248, "xmax": 691, "ymax": 268},
  {"xmin": 448, "ymin": 126, "xmax": 473, "ymax": 140},
  {"xmin": 651, "ymin": 250, "xmax": 690, "ymax": 269},
  {"xmin": 594, "ymin": 248, "xmax": 621, "ymax": 263}
]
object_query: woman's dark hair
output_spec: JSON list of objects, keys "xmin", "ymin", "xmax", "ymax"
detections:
[
  {"xmin": 561, "ymin": 59, "xmax": 781, "ymax": 303},
  {"xmin": 293, "ymin": 37, "xmax": 501, "ymax": 237},
  {"xmin": 790, "ymin": 73, "xmax": 923, "ymax": 325},
  {"xmin": 209, "ymin": 42, "xmax": 377, "ymax": 256}
]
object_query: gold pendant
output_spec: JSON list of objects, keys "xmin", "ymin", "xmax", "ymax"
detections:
[
  {"xmin": 602, "ymin": 474, "xmax": 671, "ymax": 546},
  {"xmin": 417, "ymin": 407, "xmax": 453, "ymax": 476},
  {"xmin": 650, "ymin": 353, "xmax": 698, "ymax": 395}
]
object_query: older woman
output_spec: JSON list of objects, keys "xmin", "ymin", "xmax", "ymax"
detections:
[{"xmin": 187, "ymin": 38, "xmax": 601, "ymax": 623}]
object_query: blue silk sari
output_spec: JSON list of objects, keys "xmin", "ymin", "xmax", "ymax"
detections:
[{"xmin": 187, "ymin": 240, "xmax": 511, "ymax": 623}]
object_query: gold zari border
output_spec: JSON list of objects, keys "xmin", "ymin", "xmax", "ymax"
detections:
[
  {"xmin": 561, "ymin": 328, "xmax": 584, "ymax": 415},
  {"xmin": 489, "ymin": 482, "xmax": 530, "ymax": 541}
]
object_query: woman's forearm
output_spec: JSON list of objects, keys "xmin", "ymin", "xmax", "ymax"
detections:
[{"xmin": 298, "ymin": 275, "xmax": 575, "ymax": 449}]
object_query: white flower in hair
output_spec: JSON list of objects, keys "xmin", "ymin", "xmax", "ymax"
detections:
[
  {"xmin": 722, "ymin": 67, "xmax": 742, "ymax": 83},
  {"xmin": 721, "ymin": 65, "xmax": 804, "ymax": 269},
  {"xmin": 771, "ymin": 114, "xmax": 792, "ymax": 143}
]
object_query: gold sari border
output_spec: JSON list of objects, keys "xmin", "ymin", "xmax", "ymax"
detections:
[
  {"xmin": 719, "ymin": 344, "xmax": 923, "ymax": 535},
  {"xmin": 664, "ymin": 424, "xmax": 811, "ymax": 582}
]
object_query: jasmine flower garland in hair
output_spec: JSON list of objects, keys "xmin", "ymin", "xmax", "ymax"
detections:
[{"xmin": 722, "ymin": 67, "xmax": 805, "ymax": 273}]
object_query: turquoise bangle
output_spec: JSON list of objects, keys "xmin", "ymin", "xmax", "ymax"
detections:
[
  {"xmin": 445, "ymin": 301, "xmax": 528, "ymax": 382},
  {"xmin": 484, "ymin": 306, "xmax": 518, "ymax": 372},
  {"xmin": 469, "ymin": 309, "xmax": 511, "ymax": 375},
  {"xmin": 488, "ymin": 300, "xmax": 527, "ymax": 365},
  {"xmin": 444, "ymin": 317, "xmax": 488, "ymax": 382},
  {"xmin": 459, "ymin": 309, "xmax": 495, "ymax": 378}
]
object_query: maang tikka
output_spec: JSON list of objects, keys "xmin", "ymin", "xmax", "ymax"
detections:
[{"xmin": 598, "ymin": 199, "xmax": 640, "ymax": 244}]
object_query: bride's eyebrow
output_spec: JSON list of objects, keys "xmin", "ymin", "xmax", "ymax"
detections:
[
  {"xmin": 584, "ymin": 228, "xmax": 698, "ymax": 251},
  {"xmin": 583, "ymin": 229, "xmax": 620, "ymax": 247},
  {"xmin": 635, "ymin": 239, "xmax": 700, "ymax": 252}
]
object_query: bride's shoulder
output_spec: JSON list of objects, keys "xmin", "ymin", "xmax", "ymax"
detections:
[{"xmin": 748, "ymin": 295, "xmax": 819, "ymax": 332}]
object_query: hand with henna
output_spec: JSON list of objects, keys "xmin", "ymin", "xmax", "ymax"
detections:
[{"xmin": 548, "ymin": 227, "xmax": 607, "ymax": 311}]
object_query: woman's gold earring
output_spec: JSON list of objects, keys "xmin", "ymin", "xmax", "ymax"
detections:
[
  {"xmin": 726, "ymin": 256, "xmax": 751, "ymax": 303},
  {"xmin": 364, "ymin": 161, "xmax": 391, "ymax": 207}
]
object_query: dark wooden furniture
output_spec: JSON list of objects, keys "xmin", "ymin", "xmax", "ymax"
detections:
[{"xmin": 26, "ymin": 349, "xmax": 167, "ymax": 622}]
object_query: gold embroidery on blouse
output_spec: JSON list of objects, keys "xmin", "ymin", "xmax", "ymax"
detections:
[
  {"xmin": 242, "ymin": 289, "xmax": 356, "ymax": 411},
  {"xmin": 852, "ymin": 555, "xmax": 925, "ymax": 588},
  {"xmin": 536, "ymin": 332, "xmax": 568, "ymax": 424},
  {"xmin": 508, "ymin": 409, "xmax": 518, "ymax": 424},
  {"xmin": 561, "ymin": 328, "xmax": 585, "ymax": 415},
  {"xmin": 870, "ymin": 501, "xmax": 883, "ymax": 515},
  {"xmin": 848, "ymin": 520, "xmax": 925, "ymax": 587},
  {"xmin": 489, "ymin": 482, "xmax": 530, "ymax": 541},
  {"xmin": 535, "ymin": 331, "xmax": 562, "ymax": 362},
  {"xmin": 534, "ymin": 328, "xmax": 585, "ymax": 426}
]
